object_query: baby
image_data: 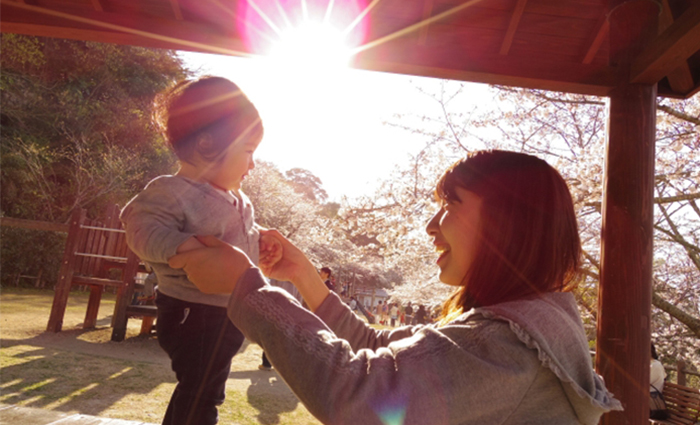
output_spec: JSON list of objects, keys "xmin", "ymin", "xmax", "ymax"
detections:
[{"xmin": 121, "ymin": 76, "xmax": 264, "ymax": 425}]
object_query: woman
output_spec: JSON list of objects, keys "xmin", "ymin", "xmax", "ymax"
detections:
[
  {"xmin": 650, "ymin": 343, "xmax": 666, "ymax": 393},
  {"xmin": 170, "ymin": 150, "xmax": 622, "ymax": 424},
  {"xmin": 649, "ymin": 343, "xmax": 668, "ymax": 420}
]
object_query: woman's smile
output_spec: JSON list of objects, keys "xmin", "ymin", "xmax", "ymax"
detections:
[{"xmin": 435, "ymin": 244, "xmax": 450, "ymax": 264}]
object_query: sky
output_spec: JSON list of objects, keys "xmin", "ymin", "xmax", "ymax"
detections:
[{"xmin": 180, "ymin": 51, "xmax": 492, "ymax": 201}]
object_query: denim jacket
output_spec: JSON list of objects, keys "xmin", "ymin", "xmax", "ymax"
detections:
[
  {"xmin": 121, "ymin": 175, "xmax": 259, "ymax": 307},
  {"xmin": 228, "ymin": 268, "xmax": 622, "ymax": 424}
]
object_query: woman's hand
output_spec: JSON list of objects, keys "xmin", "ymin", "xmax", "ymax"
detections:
[
  {"xmin": 258, "ymin": 229, "xmax": 330, "ymax": 311},
  {"xmin": 258, "ymin": 229, "xmax": 313, "ymax": 283},
  {"xmin": 259, "ymin": 232, "xmax": 283, "ymax": 273},
  {"xmin": 168, "ymin": 235, "xmax": 254, "ymax": 294}
]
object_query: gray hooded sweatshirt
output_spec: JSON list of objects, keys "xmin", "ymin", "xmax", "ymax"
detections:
[{"xmin": 229, "ymin": 268, "xmax": 622, "ymax": 425}]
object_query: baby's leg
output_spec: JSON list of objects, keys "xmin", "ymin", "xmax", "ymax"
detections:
[{"xmin": 157, "ymin": 293, "xmax": 244, "ymax": 425}]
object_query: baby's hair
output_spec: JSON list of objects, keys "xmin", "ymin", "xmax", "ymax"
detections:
[
  {"xmin": 155, "ymin": 76, "xmax": 263, "ymax": 163},
  {"xmin": 321, "ymin": 267, "xmax": 332, "ymax": 277}
]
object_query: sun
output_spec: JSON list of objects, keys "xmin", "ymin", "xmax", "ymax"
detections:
[
  {"xmin": 252, "ymin": 18, "xmax": 357, "ymax": 110},
  {"xmin": 267, "ymin": 21, "xmax": 353, "ymax": 72},
  {"xmin": 237, "ymin": 0, "xmax": 369, "ymax": 80},
  {"xmin": 233, "ymin": 0, "xmax": 371, "ymax": 174}
]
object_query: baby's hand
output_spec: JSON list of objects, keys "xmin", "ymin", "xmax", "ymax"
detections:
[{"xmin": 259, "ymin": 233, "xmax": 283, "ymax": 274}]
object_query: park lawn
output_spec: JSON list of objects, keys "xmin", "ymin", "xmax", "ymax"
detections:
[{"xmin": 0, "ymin": 287, "xmax": 322, "ymax": 424}]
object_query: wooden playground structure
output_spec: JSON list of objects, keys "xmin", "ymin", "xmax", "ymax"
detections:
[{"xmin": 2, "ymin": 205, "xmax": 156, "ymax": 342}]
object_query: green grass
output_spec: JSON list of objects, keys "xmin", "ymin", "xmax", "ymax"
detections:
[{"xmin": 0, "ymin": 287, "xmax": 322, "ymax": 424}]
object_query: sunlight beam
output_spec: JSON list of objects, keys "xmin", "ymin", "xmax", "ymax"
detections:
[
  {"xmin": 343, "ymin": 0, "xmax": 383, "ymax": 37},
  {"xmin": 350, "ymin": 0, "xmax": 485, "ymax": 55},
  {"xmin": 323, "ymin": 0, "xmax": 337, "ymax": 24},
  {"xmin": 273, "ymin": 0, "xmax": 294, "ymax": 29},
  {"xmin": 301, "ymin": 0, "xmax": 309, "ymax": 21},
  {"xmin": 246, "ymin": 0, "xmax": 284, "ymax": 37}
]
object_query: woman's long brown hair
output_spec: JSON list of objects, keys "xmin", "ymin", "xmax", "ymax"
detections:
[{"xmin": 437, "ymin": 150, "xmax": 582, "ymax": 319}]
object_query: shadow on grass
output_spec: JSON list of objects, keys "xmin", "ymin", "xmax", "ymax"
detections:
[
  {"xmin": 1, "ymin": 289, "xmax": 314, "ymax": 424},
  {"xmin": 0, "ymin": 335, "xmax": 174, "ymax": 416},
  {"xmin": 229, "ymin": 370, "xmax": 300, "ymax": 425}
]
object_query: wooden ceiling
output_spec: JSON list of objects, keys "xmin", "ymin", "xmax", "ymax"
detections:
[{"xmin": 2, "ymin": 0, "xmax": 700, "ymax": 98}]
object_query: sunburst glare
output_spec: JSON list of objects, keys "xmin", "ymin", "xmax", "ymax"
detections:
[
  {"xmin": 268, "ymin": 21, "xmax": 352, "ymax": 71},
  {"xmin": 238, "ymin": 0, "xmax": 369, "ymax": 78}
]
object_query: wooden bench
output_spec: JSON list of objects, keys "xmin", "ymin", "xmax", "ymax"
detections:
[
  {"xmin": 46, "ymin": 205, "xmax": 156, "ymax": 342},
  {"xmin": 651, "ymin": 382, "xmax": 700, "ymax": 425}
]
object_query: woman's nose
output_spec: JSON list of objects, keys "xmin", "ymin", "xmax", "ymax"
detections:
[
  {"xmin": 426, "ymin": 209, "xmax": 443, "ymax": 236},
  {"xmin": 249, "ymin": 157, "xmax": 255, "ymax": 170}
]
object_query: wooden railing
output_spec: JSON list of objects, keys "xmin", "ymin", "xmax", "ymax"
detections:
[{"xmin": 668, "ymin": 360, "xmax": 700, "ymax": 386}]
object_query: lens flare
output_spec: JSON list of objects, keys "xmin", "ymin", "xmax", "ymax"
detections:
[
  {"xmin": 237, "ymin": 0, "xmax": 369, "ymax": 66},
  {"xmin": 378, "ymin": 406, "xmax": 407, "ymax": 425}
]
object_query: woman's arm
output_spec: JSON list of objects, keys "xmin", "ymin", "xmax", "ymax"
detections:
[
  {"xmin": 228, "ymin": 268, "xmax": 539, "ymax": 425},
  {"xmin": 315, "ymin": 292, "xmax": 421, "ymax": 352},
  {"xmin": 171, "ymin": 231, "xmax": 418, "ymax": 348},
  {"xmin": 169, "ymin": 235, "xmax": 547, "ymax": 424}
]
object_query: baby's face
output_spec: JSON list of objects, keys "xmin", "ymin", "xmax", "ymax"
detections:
[{"xmin": 208, "ymin": 135, "xmax": 262, "ymax": 191}]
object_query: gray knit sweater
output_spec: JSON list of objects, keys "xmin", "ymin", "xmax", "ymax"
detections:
[
  {"xmin": 121, "ymin": 175, "xmax": 259, "ymax": 307},
  {"xmin": 229, "ymin": 268, "xmax": 622, "ymax": 425}
]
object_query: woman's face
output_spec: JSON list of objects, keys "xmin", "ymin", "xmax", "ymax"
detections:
[{"xmin": 426, "ymin": 188, "xmax": 483, "ymax": 286}]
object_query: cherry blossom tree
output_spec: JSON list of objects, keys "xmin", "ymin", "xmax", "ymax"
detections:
[{"xmin": 375, "ymin": 82, "xmax": 699, "ymax": 367}]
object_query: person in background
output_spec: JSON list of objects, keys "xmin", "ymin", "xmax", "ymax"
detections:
[
  {"xmin": 374, "ymin": 300, "xmax": 382, "ymax": 323},
  {"xmin": 171, "ymin": 150, "xmax": 622, "ymax": 424},
  {"xmin": 650, "ymin": 343, "xmax": 668, "ymax": 420},
  {"xmin": 414, "ymin": 304, "xmax": 428, "ymax": 325},
  {"xmin": 381, "ymin": 300, "xmax": 389, "ymax": 325},
  {"xmin": 404, "ymin": 302, "xmax": 414, "ymax": 326},
  {"xmin": 320, "ymin": 267, "xmax": 335, "ymax": 292},
  {"xmin": 389, "ymin": 302, "xmax": 399, "ymax": 327},
  {"xmin": 650, "ymin": 343, "xmax": 666, "ymax": 392}
]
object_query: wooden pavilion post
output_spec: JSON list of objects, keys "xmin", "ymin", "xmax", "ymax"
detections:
[{"xmin": 596, "ymin": 1, "xmax": 659, "ymax": 424}]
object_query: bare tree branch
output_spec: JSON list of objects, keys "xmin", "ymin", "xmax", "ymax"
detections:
[
  {"xmin": 658, "ymin": 104, "xmax": 700, "ymax": 126},
  {"xmin": 652, "ymin": 291, "xmax": 700, "ymax": 339}
]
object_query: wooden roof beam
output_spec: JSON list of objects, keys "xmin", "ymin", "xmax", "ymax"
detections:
[
  {"xmin": 500, "ymin": 0, "xmax": 528, "ymax": 55},
  {"xmin": 631, "ymin": 0, "xmax": 700, "ymax": 85},
  {"xmin": 169, "ymin": 0, "xmax": 184, "ymax": 21},
  {"xmin": 657, "ymin": 0, "xmax": 694, "ymax": 93},
  {"xmin": 0, "ymin": 1, "xmax": 250, "ymax": 56},
  {"xmin": 354, "ymin": 44, "xmax": 616, "ymax": 96},
  {"xmin": 582, "ymin": 16, "xmax": 608, "ymax": 64}
]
